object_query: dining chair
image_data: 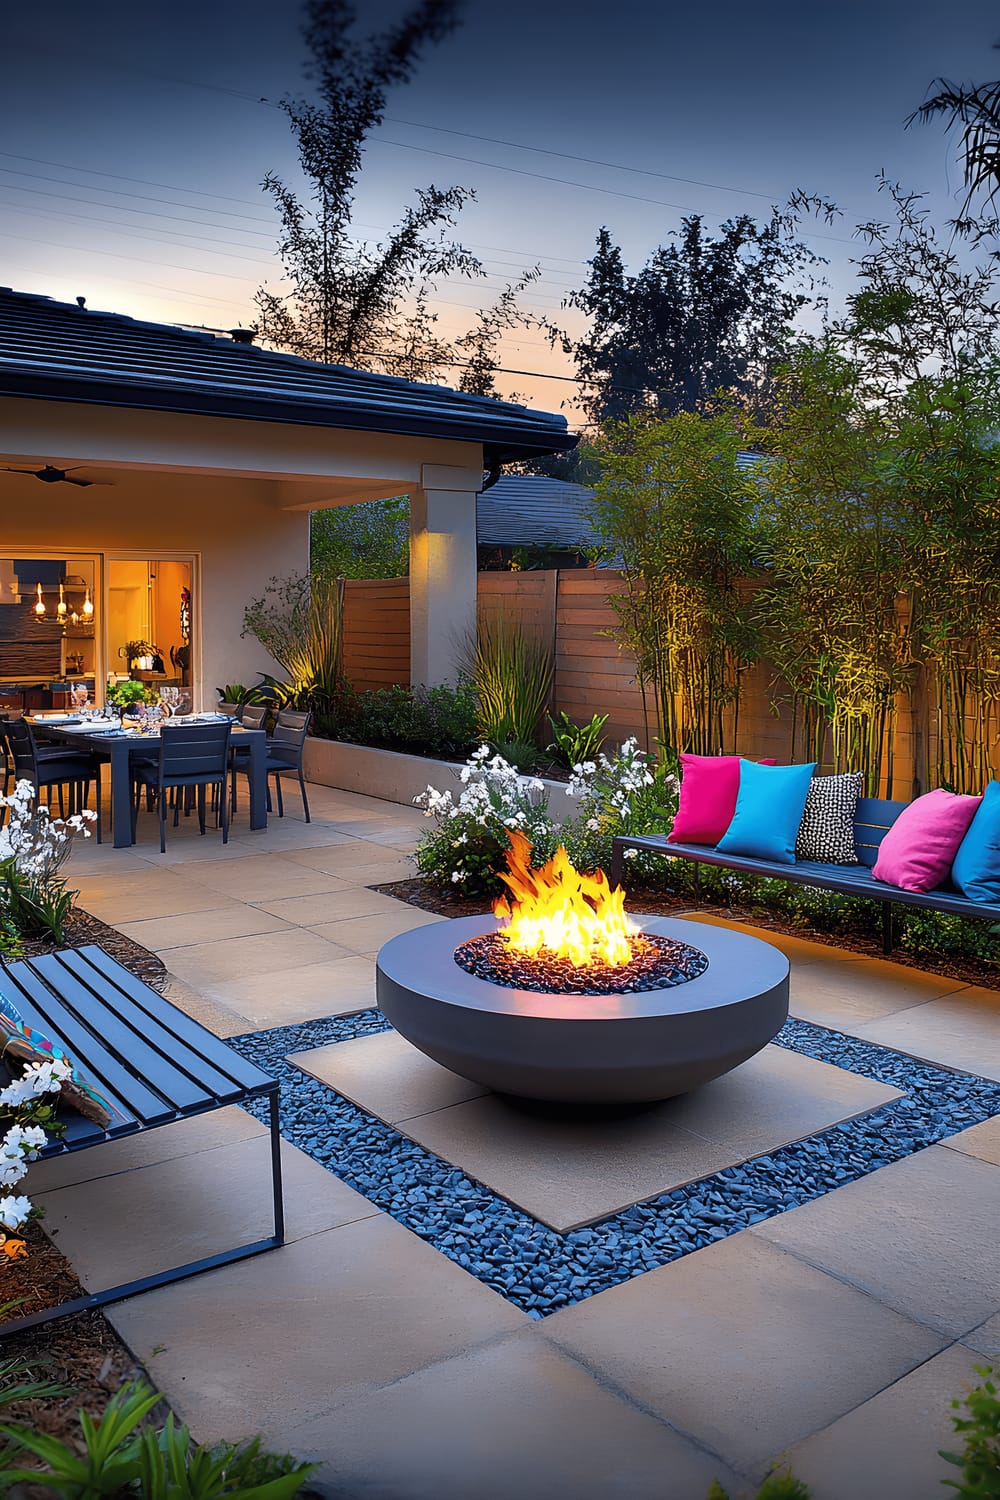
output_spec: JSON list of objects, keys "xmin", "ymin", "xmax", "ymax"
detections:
[
  {"xmin": 234, "ymin": 708, "xmax": 312, "ymax": 823},
  {"xmin": 1, "ymin": 719, "xmax": 103, "ymax": 840},
  {"xmin": 131, "ymin": 719, "xmax": 233, "ymax": 853},
  {"xmin": 238, "ymin": 703, "xmax": 269, "ymax": 731}
]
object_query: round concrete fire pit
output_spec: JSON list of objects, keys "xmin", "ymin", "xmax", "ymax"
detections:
[{"xmin": 376, "ymin": 915, "xmax": 789, "ymax": 1104}]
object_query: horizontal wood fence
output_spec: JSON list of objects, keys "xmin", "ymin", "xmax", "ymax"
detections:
[{"xmin": 340, "ymin": 570, "xmax": 988, "ymax": 799}]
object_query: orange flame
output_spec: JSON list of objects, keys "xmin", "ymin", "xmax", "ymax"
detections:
[{"xmin": 492, "ymin": 829, "xmax": 641, "ymax": 968}]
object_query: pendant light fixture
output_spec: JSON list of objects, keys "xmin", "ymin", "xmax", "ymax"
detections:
[
  {"xmin": 57, "ymin": 582, "xmax": 68, "ymax": 619},
  {"xmin": 33, "ymin": 582, "xmax": 46, "ymax": 617},
  {"xmin": 82, "ymin": 585, "xmax": 94, "ymax": 618}
]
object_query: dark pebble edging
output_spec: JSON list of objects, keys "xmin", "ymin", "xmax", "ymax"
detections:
[{"xmin": 231, "ymin": 1011, "xmax": 1000, "ymax": 1321}]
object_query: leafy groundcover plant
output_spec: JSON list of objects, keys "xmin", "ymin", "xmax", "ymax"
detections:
[
  {"xmin": 561, "ymin": 737, "xmax": 678, "ymax": 879},
  {"xmin": 0, "ymin": 1375, "xmax": 318, "ymax": 1497}
]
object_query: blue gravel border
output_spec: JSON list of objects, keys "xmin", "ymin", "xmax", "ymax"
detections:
[{"xmin": 231, "ymin": 1010, "xmax": 1000, "ymax": 1320}]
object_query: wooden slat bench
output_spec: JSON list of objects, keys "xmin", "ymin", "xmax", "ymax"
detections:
[
  {"xmin": 609, "ymin": 796, "xmax": 1000, "ymax": 954},
  {"xmin": 0, "ymin": 944, "xmax": 283, "ymax": 1336}
]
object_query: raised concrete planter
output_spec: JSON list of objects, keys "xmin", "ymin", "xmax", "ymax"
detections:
[{"xmin": 303, "ymin": 736, "xmax": 581, "ymax": 815}]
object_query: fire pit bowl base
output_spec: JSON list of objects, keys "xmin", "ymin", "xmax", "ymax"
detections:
[{"xmin": 376, "ymin": 915, "xmax": 790, "ymax": 1105}]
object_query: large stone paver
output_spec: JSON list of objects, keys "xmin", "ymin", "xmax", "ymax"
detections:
[
  {"xmin": 855, "ymin": 984, "xmax": 1000, "ymax": 1080},
  {"xmin": 310, "ymin": 905, "xmax": 443, "ymax": 955},
  {"xmin": 36, "ymin": 1136, "xmax": 378, "ymax": 1286},
  {"xmin": 293, "ymin": 1028, "xmax": 488, "ymax": 1121},
  {"xmin": 543, "ymin": 1232, "xmax": 945, "ymax": 1479},
  {"xmin": 784, "ymin": 1341, "xmax": 984, "ymax": 1500},
  {"xmin": 110, "ymin": 1213, "xmax": 527, "ymax": 1442},
  {"xmin": 789, "ymin": 956, "xmax": 967, "ymax": 1030},
  {"xmin": 285, "ymin": 1331, "xmax": 740, "ymax": 1500},
  {"xmin": 751, "ymin": 1146, "xmax": 1000, "ymax": 1338},
  {"xmin": 29, "ymin": 1104, "xmax": 264, "ymax": 1193},
  {"xmin": 162, "ymin": 926, "xmax": 352, "ymax": 988},
  {"xmin": 180, "ymin": 853, "xmax": 355, "ymax": 903},
  {"xmin": 74, "ymin": 868, "xmax": 233, "ymax": 922},
  {"xmin": 116, "ymin": 902, "xmax": 292, "ymax": 951},
  {"xmin": 941, "ymin": 1113, "xmax": 1000, "ymax": 1167},
  {"xmin": 676, "ymin": 913, "xmax": 858, "ymax": 965},
  {"xmin": 964, "ymin": 1312, "xmax": 1000, "ymax": 1359},
  {"xmin": 339, "ymin": 1037, "xmax": 897, "ymax": 1230},
  {"xmin": 204, "ymin": 954, "xmax": 378, "ymax": 1026},
  {"xmin": 254, "ymin": 886, "xmax": 409, "ymax": 927}
]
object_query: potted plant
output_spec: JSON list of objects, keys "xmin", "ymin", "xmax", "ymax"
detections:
[{"xmin": 106, "ymin": 678, "xmax": 153, "ymax": 720}]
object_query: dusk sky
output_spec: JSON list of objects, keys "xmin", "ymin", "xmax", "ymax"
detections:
[{"xmin": 3, "ymin": 0, "xmax": 997, "ymax": 418}]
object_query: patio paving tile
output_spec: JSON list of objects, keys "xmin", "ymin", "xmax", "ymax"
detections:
[
  {"xmin": 73, "ymin": 869, "xmax": 235, "ymax": 922},
  {"xmin": 783, "ymin": 1340, "xmax": 984, "ymax": 1500},
  {"xmin": 29, "ymin": 1104, "xmax": 265, "ymax": 1193},
  {"xmin": 109, "ymin": 1213, "xmax": 528, "ymax": 1442},
  {"xmin": 115, "ymin": 903, "xmax": 293, "ymax": 951},
  {"xmin": 180, "ymin": 854, "xmax": 355, "ymax": 902},
  {"xmin": 157, "ymin": 972, "xmax": 252, "ymax": 1037},
  {"xmin": 284, "ymin": 1331, "xmax": 740, "ymax": 1500},
  {"xmin": 162, "ymin": 927, "xmax": 353, "ymax": 988},
  {"xmin": 964, "ymin": 1312, "xmax": 1000, "ymax": 1359},
  {"xmin": 253, "ymin": 886, "xmax": 408, "ymax": 927},
  {"xmin": 278, "ymin": 840, "xmax": 415, "ymax": 873},
  {"xmin": 751, "ymin": 1146, "xmax": 1000, "ymax": 1337},
  {"xmin": 199, "ymin": 954, "xmax": 377, "ymax": 1026},
  {"xmin": 309, "ymin": 906, "xmax": 444, "ymax": 955},
  {"xmin": 854, "ymin": 984, "xmax": 1000, "ymax": 1080},
  {"xmin": 334, "ymin": 1035, "xmax": 898, "ymax": 1230},
  {"xmin": 328, "ymin": 857, "xmax": 418, "ymax": 887},
  {"xmin": 292, "ymin": 1029, "xmax": 489, "ymax": 1120},
  {"xmin": 940, "ymin": 1113, "xmax": 1000, "ymax": 1166},
  {"xmin": 542, "ymin": 1232, "xmax": 945, "ymax": 1479},
  {"xmin": 36, "ymin": 1136, "xmax": 379, "ymax": 1287},
  {"xmin": 787, "ymin": 957, "xmax": 968, "ymax": 1031}
]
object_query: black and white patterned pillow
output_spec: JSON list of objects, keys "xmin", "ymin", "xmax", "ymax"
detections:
[{"xmin": 795, "ymin": 771, "xmax": 864, "ymax": 864}]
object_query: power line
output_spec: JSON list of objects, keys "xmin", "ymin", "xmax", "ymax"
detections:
[
  {"xmin": 0, "ymin": 151, "xmax": 274, "ymax": 214},
  {"xmin": 370, "ymin": 137, "xmax": 858, "ymax": 248},
  {"xmin": 0, "ymin": 199, "xmax": 278, "ymax": 262},
  {"xmin": 0, "ymin": 229, "xmax": 260, "ymax": 281},
  {"xmin": 383, "ymin": 117, "xmax": 783, "ymax": 203},
  {"xmin": 0, "ymin": 167, "xmax": 277, "ymax": 234}
]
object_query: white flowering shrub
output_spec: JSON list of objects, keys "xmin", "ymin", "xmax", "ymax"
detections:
[
  {"xmin": 562, "ymin": 737, "xmax": 679, "ymax": 879},
  {"xmin": 0, "ymin": 1054, "xmax": 72, "ymax": 1260},
  {"xmin": 414, "ymin": 745, "xmax": 558, "ymax": 900},
  {"xmin": 0, "ymin": 779, "xmax": 96, "ymax": 944}
]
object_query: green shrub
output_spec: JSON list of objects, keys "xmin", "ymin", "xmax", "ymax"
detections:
[
  {"xmin": 415, "ymin": 746, "xmax": 558, "ymax": 901},
  {"xmin": 324, "ymin": 682, "xmax": 479, "ymax": 759},
  {"xmin": 463, "ymin": 611, "xmax": 554, "ymax": 755},
  {"xmin": 546, "ymin": 710, "xmax": 609, "ymax": 769},
  {"xmin": 942, "ymin": 1364, "xmax": 1000, "ymax": 1497},
  {"xmin": 561, "ymin": 738, "xmax": 679, "ymax": 878},
  {"xmin": 709, "ymin": 1470, "xmax": 811, "ymax": 1499},
  {"xmin": 0, "ymin": 1375, "xmax": 317, "ymax": 1496},
  {"xmin": 242, "ymin": 573, "xmax": 344, "ymax": 713}
]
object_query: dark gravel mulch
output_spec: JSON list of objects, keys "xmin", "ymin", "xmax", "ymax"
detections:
[
  {"xmin": 373, "ymin": 875, "xmax": 1000, "ymax": 992},
  {"xmin": 19, "ymin": 907, "xmax": 167, "ymax": 991}
]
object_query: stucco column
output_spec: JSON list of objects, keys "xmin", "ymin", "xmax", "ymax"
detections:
[{"xmin": 409, "ymin": 464, "xmax": 481, "ymax": 686}]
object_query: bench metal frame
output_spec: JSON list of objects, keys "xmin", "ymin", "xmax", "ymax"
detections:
[
  {"xmin": 0, "ymin": 945, "xmax": 283, "ymax": 1337},
  {"xmin": 609, "ymin": 796, "xmax": 1000, "ymax": 954}
]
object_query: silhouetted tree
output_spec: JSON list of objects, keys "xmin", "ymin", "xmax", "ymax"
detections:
[
  {"xmin": 562, "ymin": 210, "xmax": 827, "ymax": 427},
  {"xmin": 256, "ymin": 0, "xmax": 540, "ymax": 392}
]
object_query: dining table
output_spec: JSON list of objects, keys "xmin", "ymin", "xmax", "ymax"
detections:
[{"xmin": 27, "ymin": 715, "xmax": 269, "ymax": 849}]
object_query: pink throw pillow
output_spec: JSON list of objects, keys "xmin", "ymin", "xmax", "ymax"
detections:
[
  {"xmin": 669, "ymin": 754, "xmax": 776, "ymax": 846},
  {"xmin": 872, "ymin": 788, "xmax": 983, "ymax": 893}
]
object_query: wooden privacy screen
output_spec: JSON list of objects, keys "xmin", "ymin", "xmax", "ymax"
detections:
[{"xmin": 338, "ymin": 570, "xmax": 932, "ymax": 799}]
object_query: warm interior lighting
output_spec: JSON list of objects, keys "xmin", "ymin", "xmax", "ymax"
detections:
[
  {"xmin": 82, "ymin": 586, "xmax": 94, "ymax": 618},
  {"xmin": 57, "ymin": 582, "xmax": 67, "ymax": 618},
  {"xmin": 493, "ymin": 829, "xmax": 643, "ymax": 969},
  {"xmin": 70, "ymin": 611, "xmax": 80, "ymax": 626},
  {"xmin": 33, "ymin": 582, "xmax": 46, "ymax": 617}
]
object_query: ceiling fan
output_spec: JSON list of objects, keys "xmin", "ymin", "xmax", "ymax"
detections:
[{"xmin": 0, "ymin": 464, "xmax": 107, "ymax": 487}]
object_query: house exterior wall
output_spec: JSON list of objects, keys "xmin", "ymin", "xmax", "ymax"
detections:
[{"xmin": 0, "ymin": 397, "xmax": 487, "ymax": 706}]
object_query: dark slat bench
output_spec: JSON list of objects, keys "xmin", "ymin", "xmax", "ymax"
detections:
[
  {"xmin": 609, "ymin": 796, "xmax": 1000, "ymax": 954},
  {"xmin": 0, "ymin": 944, "xmax": 283, "ymax": 1336}
]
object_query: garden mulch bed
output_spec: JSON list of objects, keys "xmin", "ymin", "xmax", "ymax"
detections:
[
  {"xmin": 373, "ymin": 876, "xmax": 1000, "ymax": 992},
  {"xmin": 1, "ymin": 910, "xmax": 166, "ymax": 1448}
]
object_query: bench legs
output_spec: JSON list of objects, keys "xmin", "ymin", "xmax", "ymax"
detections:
[
  {"xmin": 881, "ymin": 904, "xmax": 897, "ymax": 956},
  {"xmin": 0, "ymin": 1086, "xmax": 286, "ymax": 1339}
]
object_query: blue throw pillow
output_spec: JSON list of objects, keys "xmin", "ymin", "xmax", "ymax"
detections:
[
  {"xmin": 716, "ymin": 761, "xmax": 817, "ymax": 864},
  {"xmin": 952, "ymin": 781, "xmax": 1000, "ymax": 902}
]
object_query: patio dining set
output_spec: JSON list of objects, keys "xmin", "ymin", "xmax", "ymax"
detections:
[{"xmin": 0, "ymin": 704, "xmax": 312, "ymax": 849}]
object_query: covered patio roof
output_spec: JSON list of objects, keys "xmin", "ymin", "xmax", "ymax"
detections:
[{"xmin": 0, "ymin": 288, "xmax": 576, "ymax": 465}]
